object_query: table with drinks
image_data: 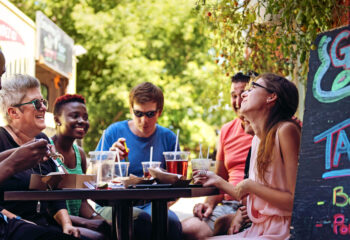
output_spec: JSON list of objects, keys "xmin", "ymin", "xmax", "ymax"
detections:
[
  {"xmin": 5, "ymin": 186, "xmax": 219, "ymax": 240},
  {"xmin": 85, "ymin": 150, "xmax": 215, "ymax": 240},
  {"xmin": 5, "ymin": 149, "xmax": 216, "ymax": 240}
]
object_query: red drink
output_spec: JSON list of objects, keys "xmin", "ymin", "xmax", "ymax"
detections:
[
  {"xmin": 166, "ymin": 160, "xmax": 188, "ymax": 178},
  {"xmin": 143, "ymin": 171, "xmax": 151, "ymax": 179}
]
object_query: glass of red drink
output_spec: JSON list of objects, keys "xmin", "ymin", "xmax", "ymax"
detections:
[
  {"xmin": 141, "ymin": 161, "xmax": 161, "ymax": 179},
  {"xmin": 163, "ymin": 151, "xmax": 190, "ymax": 179}
]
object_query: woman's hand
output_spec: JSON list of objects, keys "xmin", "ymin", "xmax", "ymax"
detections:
[
  {"xmin": 193, "ymin": 171, "xmax": 252, "ymax": 201},
  {"xmin": 193, "ymin": 170, "xmax": 223, "ymax": 187},
  {"xmin": 54, "ymin": 209, "xmax": 80, "ymax": 238},
  {"xmin": 235, "ymin": 179, "xmax": 253, "ymax": 200},
  {"xmin": 62, "ymin": 223, "xmax": 80, "ymax": 238}
]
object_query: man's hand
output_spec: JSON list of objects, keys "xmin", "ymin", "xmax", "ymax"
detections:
[
  {"xmin": 227, "ymin": 206, "xmax": 250, "ymax": 234},
  {"xmin": 193, "ymin": 203, "xmax": 213, "ymax": 220},
  {"xmin": 109, "ymin": 138, "xmax": 128, "ymax": 160}
]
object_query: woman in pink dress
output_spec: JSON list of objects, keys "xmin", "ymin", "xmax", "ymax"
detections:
[{"xmin": 194, "ymin": 73, "xmax": 301, "ymax": 239}]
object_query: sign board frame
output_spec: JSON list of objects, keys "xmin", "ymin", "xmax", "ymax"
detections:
[
  {"xmin": 36, "ymin": 11, "xmax": 74, "ymax": 78},
  {"xmin": 291, "ymin": 25, "xmax": 350, "ymax": 239}
]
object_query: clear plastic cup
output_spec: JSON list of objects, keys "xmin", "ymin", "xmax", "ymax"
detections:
[
  {"xmin": 191, "ymin": 158, "xmax": 211, "ymax": 172},
  {"xmin": 163, "ymin": 151, "xmax": 190, "ymax": 179},
  {"xmin": 141, "ymin": 161, "xmax": 161, "ymax": 179},
  {"xmin": 114, "ymin": 162, "xmax": 130, "ymax": 178},
  {"xmin": 89, "ymin": 151, "xmax": 116, "ymax": 187},
  {"xmin": 209, "ymin": 159, "xmax": 216, "ymax": 172}
]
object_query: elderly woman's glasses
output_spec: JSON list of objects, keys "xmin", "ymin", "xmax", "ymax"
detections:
[
  {"xmin": 14, "ymin": 99, "xmax": 48, "ymax": 110},
  {"xmin": 133, "ymin": 109, "xmax": 158, "ymax": 118},
  {"xmin": 248, "ymin": 82, "xmax": 274, "ymax": 93}
]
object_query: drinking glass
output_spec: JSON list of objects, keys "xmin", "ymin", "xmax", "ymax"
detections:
[
  {"xmin": 163, "ymin": 151, "xmax": 190, "ymax": 179},
  {"xmin": 89, "ymin": 151, "xmax": 116, "ymax": 187},
  {"xmin": 141, "ymin": 161, "xmax": 161, "ymax": 179},
  {"xmin": 191, "ymin": 158, "xmax": 211, "ymax": 172},
  {"xmin": 114, "ymin": 162, "xmax": 130, "ymax": 178}
]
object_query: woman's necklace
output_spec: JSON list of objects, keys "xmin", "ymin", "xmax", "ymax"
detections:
[{"xmin": 50, "ymin": 136, "xmax": 67, "ymax": 173}]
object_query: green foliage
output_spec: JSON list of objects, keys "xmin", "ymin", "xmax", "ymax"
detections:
[
  {"xmin": 11, "ymin": 0, "xmax": 236, "ymax": 154},
  {"xmin": 198, "ymin": 0, "xmax": 346, "ymax": 83}
]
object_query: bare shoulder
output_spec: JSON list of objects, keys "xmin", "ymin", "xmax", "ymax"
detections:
[
  {"xmin": 277, "ymin": 121, "xmax": 301, "ymax": 148},
  {"xmin": 77, "ymin": 145, "xmax": 88, "ymax": 173},
  {"xmin": 278, "ymin": 121, "xmax": 301, "ymax": 136},
  {"xmin": 77, "ymin": 146, "xmax": 87, "ymax": 159}
]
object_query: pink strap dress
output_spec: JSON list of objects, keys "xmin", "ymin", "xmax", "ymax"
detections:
[{"xmin": 209, "ymin": 133, "xmax": 292, "ymax": 240}]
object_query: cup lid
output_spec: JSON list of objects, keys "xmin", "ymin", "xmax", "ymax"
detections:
[
  {"xmin": 163, "ymin": 151, "xmax": 190, "ymax": 155},
  {"xmin": 89, "ymin": 151, "xmax": 117, "ymax": 155}
]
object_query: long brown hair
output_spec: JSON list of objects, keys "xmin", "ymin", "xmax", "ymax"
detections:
[{"xmin": 256, "ymin": 73, "xmax": 299, "ymax": 183}]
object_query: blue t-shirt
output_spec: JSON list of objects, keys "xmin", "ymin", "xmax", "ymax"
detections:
[{"xmin": 96, "ymin": 120, "xmax": 177, "ymax": 177}]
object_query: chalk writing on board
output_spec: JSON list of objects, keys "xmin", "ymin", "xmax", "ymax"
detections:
[
  {"xmin": 313, "ymin": 30, "xmax": 350, "ymax": 103},
  {"xmin": 333, "ymin": 214, "xmax": 350, "ymax": 235},
  {"xmin": 291, "ymin": 25, "xmax": 350, "ymax": 240},
  {"xmin": 314, "ymin": 118, "xmax": 350, "ymax": 179}
]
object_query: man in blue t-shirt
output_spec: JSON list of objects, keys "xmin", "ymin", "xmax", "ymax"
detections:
[{"xmin": 95, "ymin": 82, "xmax": 181, "ymax": 240}]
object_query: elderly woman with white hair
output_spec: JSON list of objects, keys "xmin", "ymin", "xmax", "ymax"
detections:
[{"xmin": 0, "ymin": 74, "xmax": 81, "ymax": 238}]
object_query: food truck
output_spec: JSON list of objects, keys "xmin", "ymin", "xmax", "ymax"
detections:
[{"xmin": 0, "ymin": 0, "xmax": 80, "ymax": 134}]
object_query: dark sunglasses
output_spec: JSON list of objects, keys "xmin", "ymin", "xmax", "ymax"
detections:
[
  {"xmin": 133, "ymin": 109, "xmax": 158, "ymax": 118},
  {"xmin": 14, "ymin": 99, "xmax": 48, "ymax": 110},
  {"xmin": 250, "ymin": 82, "xmax": 274, "ymax": 93}
]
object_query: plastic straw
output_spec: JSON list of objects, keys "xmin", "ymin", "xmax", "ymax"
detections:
[
  {"xmin": 97, "ymin": 130, "xmax": 106, "ymax": 186},
  {"xmin": 199, "ymin": 143, "xmax": 203, "ymax": 159},
  {"xmin": 174, "ymin": 129, "xmax": 180, "ymax": 160},
  {"xmin": 100, "ymin": 130, "xmax": 106, "ymax": 152},
  {"xmin": 207, "ymin": 146, "xmax": 210, "ymax": 159},
  {"xmin": 150, "ymin": 146, "xmax": 153, "ymax": 163},
  {"xmin": 116, "ymin": 151, "xmax": 122, "ymax": 177}
]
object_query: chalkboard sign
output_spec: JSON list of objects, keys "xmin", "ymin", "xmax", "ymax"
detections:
[
  {"xmin": 291, "ymin": 25, "xmax": 350, "ymax": 239},
  {"xmin": 36, "ymin": 11, "xmax": 74, "ymax": 78}
]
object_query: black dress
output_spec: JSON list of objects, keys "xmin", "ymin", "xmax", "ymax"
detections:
[{"xmin": 0, "ymin": 127, "xmax": 66, "ymax": 226}]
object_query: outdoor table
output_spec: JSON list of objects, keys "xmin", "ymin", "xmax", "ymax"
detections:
[{"xmin": 4, "ymin": 186, "xmax": 219, "ymax": 240}]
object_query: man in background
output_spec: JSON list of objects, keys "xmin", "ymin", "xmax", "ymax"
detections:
[{"xmin": 182, "ymin": 72, "xmax": 256, "ymax": 239}]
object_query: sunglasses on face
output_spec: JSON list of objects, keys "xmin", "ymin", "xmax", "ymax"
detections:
[
  {"xmin": 14, "ymin": 99, "xmax": 48, "ymax": 111},
  {"xmin": 133, "ymin": 109, "xmax": 158, "ymax": 118},
  {"xmin": 247, "ymin": 82, "xmax": 274, "ymax": 93}
]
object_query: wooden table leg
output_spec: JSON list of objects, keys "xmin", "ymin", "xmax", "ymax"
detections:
[
  {"xmin": 151, "ymin": 200, "xmax": 168, "ymax": 240},
  {"xmin": 115, "ymin": 200, "xmax": 133, "ymax": 240}
]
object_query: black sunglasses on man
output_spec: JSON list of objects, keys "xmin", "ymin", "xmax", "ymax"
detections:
[{"xmin": 133, "ymin": 109, "xmax": 158, "ymax": 118}]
